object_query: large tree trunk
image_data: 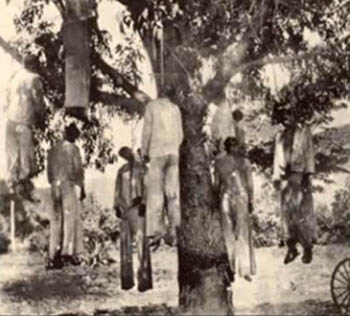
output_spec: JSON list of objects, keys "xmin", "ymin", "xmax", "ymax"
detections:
[
  {"xmin": 136, "ymin": 14, "xmax": 234, "ymax": 312},
  {"xmin": 62, "ymin": 0, "xmax": 94, "ymax": 120},
  {"xmin": 177, "ymin": 95, "xmax": 233, "ymax": 315}
]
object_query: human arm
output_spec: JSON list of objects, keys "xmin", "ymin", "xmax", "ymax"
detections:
[
  {"xmin": 212, "ymin": 161, "xmax": 221, "ymax": 195},
  {"xmin": 47, "ymin": 148, "xmax": 54, "ymax": 185},
  {"xmin": 272, "ymin": 133, "xmax": 284, "ymax": 190},
  {"xmin": 245, "ymin": 159, "xmax": 254, "ymax": 213},
  {"xmin": 113, "ymin": 171, "xmax": 125, "ymax": 218},
  {"xmin": 32, "ymin": 76, "xmax": 46, "ymax": 130},
  {"xmin": 131, "ymin": 164, "xmax": 145, "ymax": 207},
  {"xmin": 73, "ymin": 146, "xmax": 85, "ymax": 200},
  {"xmin": 177, "ymin": 107, "xmax": 184, "ymax": 146}
]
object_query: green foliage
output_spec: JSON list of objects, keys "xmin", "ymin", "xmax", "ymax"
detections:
[
  {"xmin": 25, "ymin": 192, "xmax": 120, "ymax": 265},
  {"xmin": 6, "ymin": 0, "xmax": 350, "ymax": 177},
  {"xmin": 251, "ymin": 180, "xmax": 282, "ymax": 247},
  {"xmin": 321, "ymin": 183, "xmax": 350, "ymax": 243},
  {"xmin": 0, "ymin": 188, "xmax": 120, "ymax": 264},
  {"xmin": 81, "ymin": 194, "xmax": 120, "ymax": 265}
]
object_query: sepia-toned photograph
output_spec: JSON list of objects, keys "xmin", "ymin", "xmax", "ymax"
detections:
[{"xmin": 0, "ymin": 0, "xmax": 350, "ymax": 315}]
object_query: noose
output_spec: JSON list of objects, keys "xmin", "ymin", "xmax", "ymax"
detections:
[
  {"xmin": 151, "ymin": 7, "xmax": 165, "ymax": 90},
  {"xmin": 159, "ymin": 24, "xmax": 164, "ymax": 87},
  {"xmin": 131, "ymin": 117, "xmax": 140, "ymax": 155}
]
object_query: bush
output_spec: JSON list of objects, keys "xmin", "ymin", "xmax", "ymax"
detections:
[
  {"xmin": 251, "ymin": 181, "xmax": 282, "ymax": 247},
  {"xmin": 0, "ymin": 189, "xmax": 120, "ymax": 265},
  {"xmin": 251, "ymin": 177, "xmax": 350, "ymax": 247},
  {"xmin": 26, "ymin": 192, "xmax": 121, "ymax": 266},
  {"xmin": 315, "ymin": 183, "xmax": 350, "ymax": 244},
  {"xmin": 81, "ymin": 194, "xmax": 120, "ymax": 266}
]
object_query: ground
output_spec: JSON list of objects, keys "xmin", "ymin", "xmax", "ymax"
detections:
[{"xmin": 0, "ymin": 244, "xmax": 347, "ymax": 315}]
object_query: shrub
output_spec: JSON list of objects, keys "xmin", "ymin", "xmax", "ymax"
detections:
[
  {"xmin": 0, "ymin": 188, "xmax": 120, "ymax": 265},
  {"xmin": 81, "ymin": 194, "xmax": 120, "ymax": 266},
  {"xmin": 251, "ymin": 180, "xmax": 282, "ymax": 247}
]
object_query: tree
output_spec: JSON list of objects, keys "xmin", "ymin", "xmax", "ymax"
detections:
[{"xmin": 2, "ymin": 0, "xmax": 350, "ymax": 314}]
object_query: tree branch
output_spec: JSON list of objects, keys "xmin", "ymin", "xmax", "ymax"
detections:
[
  {"xmin": 0, "ymin": 34, "xmax": 150, "ymax": 114},
  {"xmin": 204, "ymin": 30, "xmax": 350, "ymax": 102},
  {"xmin": 328, "ymin": 0, "xmax": 350, "ymax": 14},
  {"xmin": 92, "ymin": 90, "xmax": 145, "ymax": 115},
  {"xmin": 0, "ymin": 35, "xmax": 22, "ymax": 63},
  {"xmin": 95, "ymin": 54, "xmax": 151, "ymax": 104},
  {"xmin": 51, "ymin": 0, "xmax": 65, "ymax": 18}
]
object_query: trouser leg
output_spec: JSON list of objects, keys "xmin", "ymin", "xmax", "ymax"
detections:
[
  {"xmin": 49, "ymin": 184, "xmax": 63, "ymax": 260},
  {"xmin": 220, "ymin": 193, "xmax": 236, "ymax": 274},
  {"xmin": 235, "ymin": 195, "xmax": 256, "ymax": 278},
  {"xmin": 164, "ymin": 155, "xmax": 181, "ymax": 239},
  {"xmin": 5, "ymin": 121, "xmax": 20, "ymax": 189},
  {"xmin": 17, "ymin": 125, "xmax": 37, "ymax": 180},
  {"xmin": 61, "ymin": 182, "xmax": 78, "ymax": 256},
  {"xmin": 120, "ymin": 218, "xmax": 134, "ymax": 290},
  {"xmin": 137, "ymin": 210, "xmax": 153, "ymax": 292},
  {"xmin": 146, "ymin": 157, "xmax": 166, "ymax": 237}
]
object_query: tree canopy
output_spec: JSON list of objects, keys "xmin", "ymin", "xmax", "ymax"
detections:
[{"xmin": 1, "ymin": 0, "xmax": 350, "ymax": 174}]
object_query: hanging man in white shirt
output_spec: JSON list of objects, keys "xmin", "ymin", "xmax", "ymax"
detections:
[
  {"xmin": 141, "ymin": 84, "xmax": 183, "ymax": 246},
  {"xmin": 5, "ymin": 54, "xmax": 45, "ymax": 202}
]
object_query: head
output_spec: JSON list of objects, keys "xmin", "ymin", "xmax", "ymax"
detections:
[
  {"xmin": 232, "ymin": 109, "xmax": 244, "ymax": 122},
  {"xmin": 283, "ymin": 108, "xmax": 297, "ymax": 127},
  {"xmin": 159, "ymin": 83, "xmax": 177, "ymax": 100},
  {"xmin": 118, "ymin": 146, "xmax": 134, "ymax": 162},
  {"xmin": 224, "ymin": 137, "xmax": 239, "ymax": 155},
  {"xmin": 64, "ymin": 123, "xmax": 80, "ymax": 143},
  {"xmin": 23, "ymin": 54, "xmax": 39, "ymax": 73}
]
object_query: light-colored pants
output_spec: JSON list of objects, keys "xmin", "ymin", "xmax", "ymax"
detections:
[
  {"xmin": 220, "ymin": 190, "xmax": 256, "ymax": 278},
  {"xmin": 5, "ymin": 121, "xmax": 37, "ymax": 185},
  {"xmin": 49, "ymin": 180, "xmax": 83, "ymax": 259},
  {"xmin": 122, "ymin": 204, "xmax": 145, "ymax": 261},
  {"xmin": 146, "ymin": 154, "xmax": 181, "ymax": 237}
]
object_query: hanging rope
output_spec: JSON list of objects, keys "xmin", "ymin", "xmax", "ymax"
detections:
[
  {"xmin": 159, "ymin": 23, "xmax": 164, "ymax": 87},
  {"xmin": 131, "ymin": 117, "xmax": 140, "ymax": 154}
]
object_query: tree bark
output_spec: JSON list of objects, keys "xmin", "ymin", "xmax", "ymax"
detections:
[{"xmin": 177, "ymin": 94, "xmax": 233, "ymax": 315}]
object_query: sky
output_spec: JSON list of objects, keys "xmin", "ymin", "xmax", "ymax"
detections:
[{"xmin": 0, "ymin": 1, "xmax": 349, "ymax": 207}]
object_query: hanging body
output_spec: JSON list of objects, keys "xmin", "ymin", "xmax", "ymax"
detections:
[
  {"xmin": 114, "ymin": 161, "xmax": 152, "ymax": 291},
  {"xmin": 47, "ymin": 140, "xmax": 85, "ymax": 259},
  {"xmin": 215, "ymin": 153, "xmax": 256, "ymax": 279}
]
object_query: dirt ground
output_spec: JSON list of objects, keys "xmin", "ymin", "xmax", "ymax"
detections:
[{"xmin": 0, "ymin": 244, "xmax": 346, "ymax": 315}]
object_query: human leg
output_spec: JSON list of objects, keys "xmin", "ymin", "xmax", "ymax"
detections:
[
  {"xmin": 220, "ymin": 192, "xmax": 237, "ymax": 274},
  {"xmin": 47, "ymin": 184, "xmax": 64, "ymax": 270},
  {"xmin": 146, "ymin": 157, "xmax": 166, "ymax": 239},
  {"xmin": 281, "ymin": 176, "xmax": 300, "ymax": 264},
  {"xmin": 164, "ymin": 155, "xmax": 181, "ymax": 245}
]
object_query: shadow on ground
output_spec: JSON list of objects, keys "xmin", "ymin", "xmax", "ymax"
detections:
[
  {"xmin": 56, "ymin": 300, "xmax": 339, "ymax": 316},
  {"xmin": 2, "ymin": 270, "xmax": 109, "ymax": 302},
  {"xmin": 56, "ymin": 304, "xmax": 179, "ymax": 316},
  {"xmin": 254, "ymin": 299, "xmax": 340, "ymax": 315}
]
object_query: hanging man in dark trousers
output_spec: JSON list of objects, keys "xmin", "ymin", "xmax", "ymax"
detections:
[
  {"xmin": 47, "ymin": 122, "xmax": 86, "ymax": 269},
  {"xmin": 273, "ymin": 107, "xmax": 316, "ymax": 265},
  {"xmin": 114, "ymin": 147, "xmax": 152, "ymax": 292}
]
